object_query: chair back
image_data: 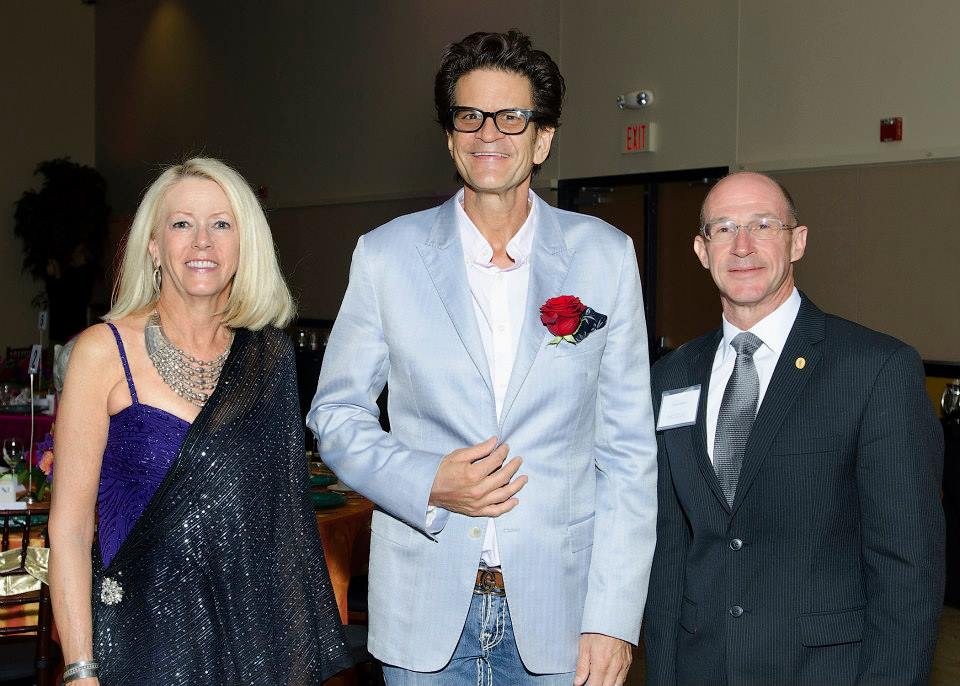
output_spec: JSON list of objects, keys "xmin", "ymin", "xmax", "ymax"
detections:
[
  {"xmin": 0, "ymin": 506, "xmax": 56, "ymax": 686},
  {"xmin": 4, "ymin": 347, "xmax": 32, "ymax": 365}
]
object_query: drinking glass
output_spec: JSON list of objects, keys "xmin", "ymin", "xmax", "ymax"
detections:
[{"xmin": 2, "ymin": 438, "xmax": 24, "ymax": 484}]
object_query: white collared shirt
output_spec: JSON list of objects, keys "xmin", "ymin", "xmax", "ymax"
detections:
[
  {"xmin": 706, "ymin": 288, "xmax": 802, "ymax": 463},
  {"xmin": 454, "ymin": 187, "xmax": 536, "ymax": 567}
]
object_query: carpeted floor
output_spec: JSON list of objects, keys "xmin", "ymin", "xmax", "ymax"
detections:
[{"xmin": 932, "ymin": 604, "xmax": 960, "ymax": 685}]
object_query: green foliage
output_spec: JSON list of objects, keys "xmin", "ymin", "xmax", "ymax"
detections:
[
  {"xmin": 13, "ymin": 157, "xmax": 109, "ymax": 285},
  {"xmin": 13, "ymin": 463, "xmax": 50, "ymax": 502}
]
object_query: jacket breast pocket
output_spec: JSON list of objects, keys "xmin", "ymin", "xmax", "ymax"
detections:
[
  {"xmin": 798, "ymin": 606, "xmax": 864, "ymax": 647},
  {"xmin": 370, "ymin": 508, "xmax": 413, "ymax": 548},
  {"xmin": 551, "ymin": 330, "xmax": 608, "ymax": 359},
  {"xmin": 771, "ymin": 434, "xmax": 839, "ymax": 455}
]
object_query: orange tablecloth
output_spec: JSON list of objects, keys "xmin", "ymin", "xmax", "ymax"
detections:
[{"xmin": 315, "ymin": 493, "xmax": 373, "ymax": 624}]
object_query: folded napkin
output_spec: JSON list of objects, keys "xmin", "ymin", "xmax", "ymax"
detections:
[
  {"xmin": 310, "ymin": 474, "xmax": 338, "ymax": 488},
  {"xmin": 0, "ymin": 546, "xmax": 48, "ymax": 596},
  {"xmin": 311, "ymin": 491, "xmax": 347, "ymax": 510}
]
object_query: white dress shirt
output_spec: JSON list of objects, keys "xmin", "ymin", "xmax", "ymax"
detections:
[
  {"xmin": 706, "ymin": 288, "xmax": 801, "ymax": 463},
  {"xmin": 453, "ymin": 188, "xmax": 535, "ymax": 567}
]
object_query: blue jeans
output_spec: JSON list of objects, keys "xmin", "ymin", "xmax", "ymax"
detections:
[{"xmin": 382, "ymin": 591, "xmax": 575, "ymax": 685}]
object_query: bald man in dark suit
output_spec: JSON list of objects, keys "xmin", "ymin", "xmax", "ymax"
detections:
[{"xmin": 643, "ymin": 172, "xmax": 944, "ymax": 686}]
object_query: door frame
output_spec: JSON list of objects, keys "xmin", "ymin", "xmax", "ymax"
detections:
[{"xmin": 557, "ymin": 166, "xmax": 728, "ymax": 350}]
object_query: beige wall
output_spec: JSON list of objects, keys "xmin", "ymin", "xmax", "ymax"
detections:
[
  {"xmin": 559, "ymin": 0, "xmax": 738, "ymax": 180},
  {"xmin": 269, "ymin": 194, "xmax": 443, "ymax": 320},
  {"xmin": 0, "ymin": 1, "xmax": 96, "ymax": 352},
  {"xmin": 556, "ymin": 0, "xmax": 960, "ymax": 178},
  {"xmin": 779, "ymin": 160, "xmax": 960, "ymax": 361},
  {"xmin": 95, "ymin": 0, "xmax": 561, "ymax": 212},
  {"xmin": 738, "ymin": 0, "xmax": 960, "ymax": 171}
]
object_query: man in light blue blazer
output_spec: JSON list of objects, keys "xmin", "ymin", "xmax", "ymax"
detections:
[{"xmin": 309, "ymin": 30, "xmax": 657, "ymax": 686}]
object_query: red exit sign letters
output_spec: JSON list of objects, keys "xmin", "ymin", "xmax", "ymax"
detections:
[{"xmin": 623, "ymin": 122, "xmax": 655, "ymax": 153}]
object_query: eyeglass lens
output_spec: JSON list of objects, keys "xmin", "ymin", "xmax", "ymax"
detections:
[
  {"xmin": 452, "ymin": 109, "xmax": 531, "ymax": 135},
  {"xmin": 704, "ymin": 218, "xmax": 789, "ymax": 242}
]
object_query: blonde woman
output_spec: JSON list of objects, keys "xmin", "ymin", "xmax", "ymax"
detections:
[{"xmin": 48, "ymin": 158, "xmax": 351, "ymax": 685}]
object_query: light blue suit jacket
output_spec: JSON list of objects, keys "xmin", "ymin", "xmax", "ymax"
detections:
[{"xmin": 308, "ymin": 193, "xmax": 657, "ymax": 673}]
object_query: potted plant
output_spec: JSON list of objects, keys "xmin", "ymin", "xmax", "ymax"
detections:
[{"xmin": 13, "ymin": 158, "xmax": 110, "ymax": 342}]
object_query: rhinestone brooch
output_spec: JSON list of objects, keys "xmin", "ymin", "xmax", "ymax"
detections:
[{"xmin": 101, "ymin": 577, "xmax": 124, "ymax": 605}]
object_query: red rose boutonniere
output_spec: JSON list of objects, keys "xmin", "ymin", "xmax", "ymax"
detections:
[{"xmin": 540, "ymin": 295, "xmax": 608, "ymax": 346}]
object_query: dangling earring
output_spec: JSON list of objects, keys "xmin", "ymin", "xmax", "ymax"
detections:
[{"xmin": 153, "ymin": 264, "xmax": 162, "ymax": 294}]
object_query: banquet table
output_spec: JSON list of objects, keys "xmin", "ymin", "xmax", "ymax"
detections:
[
  {"xmin": 315, "ymin": 492, "xmax": 373, "ymax": 624},
  {"xmin": 0, "ymin": 412, "xmax": 54, "ymax": 450}
]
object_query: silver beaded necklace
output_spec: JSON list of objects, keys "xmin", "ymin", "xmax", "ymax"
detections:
[{"xmin": 144, "ymin": 311, "xmax": 233, "ymax": 407}]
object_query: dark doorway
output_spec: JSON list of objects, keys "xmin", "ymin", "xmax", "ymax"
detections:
[{"xmin": 558, "ymin": 167, "xmax": 727, "ymax": 358}]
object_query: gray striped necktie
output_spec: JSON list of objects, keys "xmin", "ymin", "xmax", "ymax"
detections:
[{"xmin": 714, "ymin": 332, "xmax": 763, "ymax": 506}]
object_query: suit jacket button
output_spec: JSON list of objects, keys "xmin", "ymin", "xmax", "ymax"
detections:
[
  {"xmin": 729, "ymin": 538, "xmax": 743, "ymax": 550},
  {"xmin": 729, "ymin": 605, "xmax": 744, "ymax": 618},
  {"xmin": 469, "ymin": 527, "xmax": 482, "ymax": 539}
]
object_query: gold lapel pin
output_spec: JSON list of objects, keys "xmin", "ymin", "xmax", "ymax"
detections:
[{"xmin": 795, "ymin": 357, "xmax": 806, "ymax": 369}]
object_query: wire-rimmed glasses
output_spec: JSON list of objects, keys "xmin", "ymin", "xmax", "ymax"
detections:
[{"xmin": 700, "ymin": 217, "xmax": 796, "ymax": 243}]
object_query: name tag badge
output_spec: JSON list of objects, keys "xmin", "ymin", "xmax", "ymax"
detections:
[{"xmin": 657, "ymin": 384, "xmax": 701, "ymax": 431}]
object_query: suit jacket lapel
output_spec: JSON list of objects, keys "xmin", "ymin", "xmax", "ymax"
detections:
[
  {"xmin": 730, "ymin": 295, "xmax": 826, "ymax": 514},
  {"xmin": 416, "ymin": 197, "xmax": 494, "ymax": 395},
  {"xmin": 498, "ymin": 197, "xmax": 572, "ymax": 431},
  {"xmin": 690, "ymin": 330, "xmax": 732, "ymax": 512}
]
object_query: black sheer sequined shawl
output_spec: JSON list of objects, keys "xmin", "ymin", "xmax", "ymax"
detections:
[{"xmin": 92, "ymin": 327, "xmax": 352, "ymax": 685}]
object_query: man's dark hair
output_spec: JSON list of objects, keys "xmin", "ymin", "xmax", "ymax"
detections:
[{"xmin": 434, "ymin": 30, "xmax": 564, "ymax": 175}]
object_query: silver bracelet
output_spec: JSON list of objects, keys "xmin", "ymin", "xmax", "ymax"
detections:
[
  {"xmin": 63, "ymin": 659, "xmax": 98, "ymax": 672},
  {"xmin": 63, "ymin": 663, "xmax": 98, "ymax": 677},
  {"xmin": 63, "ymin": 659, "xmax": 99, "ymax": 682}
]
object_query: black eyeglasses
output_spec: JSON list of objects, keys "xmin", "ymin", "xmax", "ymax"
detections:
[{"xmin": 448, "ymin": 107, "xmax": 541, "ymax": 135}]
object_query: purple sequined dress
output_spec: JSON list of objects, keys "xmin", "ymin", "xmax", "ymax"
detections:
[{"xmin": 97, "ymin": 323, "xmax": 189, "ymax": 567}]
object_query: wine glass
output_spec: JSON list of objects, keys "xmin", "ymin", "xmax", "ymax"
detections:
[{"xmin": 3, "ymin": 438, "xmax": 24, "ymax": 485}]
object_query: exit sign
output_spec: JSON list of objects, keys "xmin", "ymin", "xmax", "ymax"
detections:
[{"xmin": 623, "ymin": 122, "xmax": 655, "ymax": 153}]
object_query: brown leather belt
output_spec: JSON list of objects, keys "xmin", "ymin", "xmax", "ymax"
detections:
[{"xmin": 474, "ymin": 567, "xmax": 506, "ymax": 596}]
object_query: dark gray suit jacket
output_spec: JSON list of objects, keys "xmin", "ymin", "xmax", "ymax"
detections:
[{"xmin": 643, "ymin": 295, "xmax": 944, "ymax": 686}]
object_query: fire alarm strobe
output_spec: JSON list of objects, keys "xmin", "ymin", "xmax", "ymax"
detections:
[{"xmin": 880, "ymin": 117, "xmax": 902, "ymax": 142}]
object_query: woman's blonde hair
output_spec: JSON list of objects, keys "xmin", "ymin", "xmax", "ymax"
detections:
[{"xmin": 105, "ymin": 157, "xmax": 296, "ymax": 330}]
